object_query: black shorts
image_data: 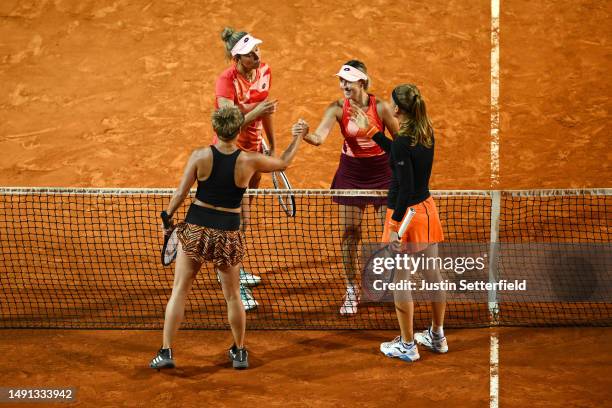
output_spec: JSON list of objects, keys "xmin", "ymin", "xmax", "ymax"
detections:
[{"xmin": 184, "ymin": 204, "xmax": 241, "ymax": 231}]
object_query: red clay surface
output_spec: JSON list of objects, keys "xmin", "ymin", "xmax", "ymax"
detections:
[
  {"xmin": 1, "ymin": 0, "xmax": 611, "ymax": 407},
  {"xmin": 0, "ymin": 0, "xmax": 492, "ymax": 189},
  {"xmin": 499, "ymin": 0, "xmax": 611, "ymax": 188},
  {"xmin": 498, "ymin": 327, "xmax": 612, "ymax": 408},
  {"xmin": 0, "ymin": 329, "xmax": 491, "ymax": 408},
  {"xmin": 0, "ymin": 328, "xmax": 609, "ymax": 407}
]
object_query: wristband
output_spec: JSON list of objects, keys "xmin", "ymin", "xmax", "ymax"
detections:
[
  {"xmin": 160, "ymin": 211, "xmax": 173, "ymax": 229},
  {"xmin": 365, "ymin": 126, "xmax": 379, "ymax": 138}
]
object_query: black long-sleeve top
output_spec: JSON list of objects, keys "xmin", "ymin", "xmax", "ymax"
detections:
[{"xmin": 372, "ymin": 132, "xmax": 434, "ymax": 222}]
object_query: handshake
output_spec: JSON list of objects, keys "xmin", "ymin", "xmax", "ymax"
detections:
[{"xmin": 291, "ymin": 119, "xmax": 309, "ymax": 139}]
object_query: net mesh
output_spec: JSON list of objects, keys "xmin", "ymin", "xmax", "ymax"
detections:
[
  {"xmin": 0, "ymin": 188, "xmax": 609, "ymax": 329},
  {"xmin": 497, "ymin": 190, "xmax": 611, "ymax": 325}
]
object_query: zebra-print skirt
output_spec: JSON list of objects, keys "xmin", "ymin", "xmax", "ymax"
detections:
[{"xmin": 176, "ymin": 222, "xmax": 246, "ymax": 267}]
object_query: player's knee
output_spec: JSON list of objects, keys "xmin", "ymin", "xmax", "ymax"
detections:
[
  {"xmin": 173, "ymin": 276, "xmax": 193, "ymax": 294},
  {"xmin": 169, "ymin": 287, "xmax": 187, "ymax": 303},
  {"xmin": 225, "ymin": 289, "xmax": 241, "ymax": 304}
]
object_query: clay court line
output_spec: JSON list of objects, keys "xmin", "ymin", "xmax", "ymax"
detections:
[
  {"xmin": 491, "ymin": 0, "xmax": 500, "ymax": 187},
  {"xmin": 490, "ymin": 1, "xmax": 501, "ymax": 407},
  {"xmin": 490, "ymin": 331, "xmax": 500, "ymax": 408}
]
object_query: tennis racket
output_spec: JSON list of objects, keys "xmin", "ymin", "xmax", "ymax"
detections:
[
  {"xmin": 362, "ymin": 208, "xmax": 417, "ymax": 302},
  {"xmin": 160, "ymin": 211, "xmax": 178, "ymax": 266},
  {"xmin": 397, "ymin": 207, "xmax": 417, "ymax": 238},
  {"xmin": 261, "ymin": 139, "xmax": 296, "ymax": 217}
]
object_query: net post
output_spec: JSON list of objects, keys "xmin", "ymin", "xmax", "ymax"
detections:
[{"xmin": 488, "ymin": 190, "xmax": 501, "ymax": 324}]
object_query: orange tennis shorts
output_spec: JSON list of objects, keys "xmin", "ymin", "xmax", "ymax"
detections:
[{"xmin": 382, "ymin": 196, "xmax": 444, "ymax": 245}]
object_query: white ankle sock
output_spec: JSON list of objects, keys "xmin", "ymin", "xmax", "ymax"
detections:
[
  {"xmin": 401, "ymin": 337, "xmax": 414, "ymax": 347},
  {"xmin": 431, "ymin": 326, "xmax": 444, "ymax": 338}
]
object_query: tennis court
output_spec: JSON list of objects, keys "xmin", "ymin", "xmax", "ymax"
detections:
[{"xmin": 1, "ymin": 1, "xmax": 610, "ymax": 407}]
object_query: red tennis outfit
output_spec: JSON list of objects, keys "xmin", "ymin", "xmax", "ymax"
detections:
[
  {"xmin": 339, "ymin": 96, "xmax": 387, "ymax": 158},
  {"xmin": 214, "ymin": 62, "xmax": 271, "ymax": 152},
  {"xmin": 331, "ymin": 94, "xmax": 392, "ymax": 207}
]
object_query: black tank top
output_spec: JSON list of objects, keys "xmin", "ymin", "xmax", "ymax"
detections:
[{"xmin": 195, "ymin": 146, "xmax": 247, "ymax": 209}]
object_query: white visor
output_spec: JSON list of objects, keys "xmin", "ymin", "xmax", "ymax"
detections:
[
  {"xmin": 335, "ymin": 65, "xmax": 368, "ymax": 82},
  {"xmin": 231, "ymin": 34, "xmax": 263, "ymax": 56}
]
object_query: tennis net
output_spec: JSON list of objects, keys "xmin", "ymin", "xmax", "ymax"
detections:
[{"xmin": 0, "ymin": 188, "xmax": 610, "ymax": 329}]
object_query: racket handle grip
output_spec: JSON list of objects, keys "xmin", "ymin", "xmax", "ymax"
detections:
[
  {"xmin": 261, "ymin": 138, "xmax": 270, "ymax": 155},
  {"xmin": 397, "ymin": 208, "xmax": 416, "ymax": 238},
  {"xmin": 160, "ymin": 211, "xmax": 172, "ymax": 229}
]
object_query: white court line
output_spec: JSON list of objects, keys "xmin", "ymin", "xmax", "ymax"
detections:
[
  {"xmin": 490, "ymin": 0, "xmax": 501, "ymax": 407},
  {"xmin": 490, "ymin": 332, "xmax": 500, "ymax": 408},
  {"xmin": 491, "ymin": 0, "xmax": 501, "ymax": 187}
]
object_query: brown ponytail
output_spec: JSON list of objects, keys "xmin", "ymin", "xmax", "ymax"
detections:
[
  {"xmin": 220, "ymin": 27, "xmax": 248, "ymax": 60},
  {"xmin": 392, "ymin": 84, "xmax": 433, "ymax": 148}
]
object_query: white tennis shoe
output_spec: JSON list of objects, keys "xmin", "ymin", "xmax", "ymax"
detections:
[
  {"xmin": 339, "ymin": 288, "xmax": 360, "ymax": 315},
  {"xmin": 240, "ymin": 286, "xmax": 258, "ymax": 311},
  {"xmin": 380, "ymin": 336, "xmax": 420, "ymax": 362},
  {"xmin": 239, "ymin": 269, "xmax": 261, "ymax": 287},
  {"xmin": 415, "ymin": 327, "xmax": 449, "ymax": 353}
]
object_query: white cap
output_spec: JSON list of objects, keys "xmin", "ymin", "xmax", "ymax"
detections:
[
  {"xmin": 231, "ymin": 34, "xmax": 263, "ymax": 56},
  {"xmin": 335, "ymin": 64, "xmax": 368, "ymax": 82}
]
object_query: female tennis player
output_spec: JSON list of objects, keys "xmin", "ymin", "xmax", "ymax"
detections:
[
  {"xmin": 150, "ymin": 106, "xmax": 304, "ymax": 370},
  {"xmin": 301, "ymin": 60, "xmax": 399, "ymax": 315},
  {"xmin": 351, "ymin": 84, "xmax": 447, "ymax": 362},
  {"xmin": 215, "ymin": 27, "xmax": 277, "ymax": 304},
  {"xmin": 216, "ymin": 27, "xmax": 277, "ymax": 202}
]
